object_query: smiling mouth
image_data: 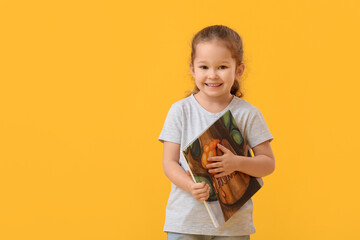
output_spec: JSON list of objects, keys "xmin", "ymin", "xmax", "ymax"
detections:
[{"xmin": 205, "ymin": 83, "xmax": 223, "ymax": 87}]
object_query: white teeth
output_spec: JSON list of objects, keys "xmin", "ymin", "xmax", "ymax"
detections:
[{"xmin": 206, "ymin": 83, "xmax": 222, "ymax": 87}]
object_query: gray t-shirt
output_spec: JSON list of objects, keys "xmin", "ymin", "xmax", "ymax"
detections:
[{"xmin": 158, "ymin": 94, "xmax": 274, "ymax": 236}]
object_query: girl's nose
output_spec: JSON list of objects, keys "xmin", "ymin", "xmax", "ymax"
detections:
[{"xmin": 208, "ymin": 69, "xmax": 218, "ymax": 79}]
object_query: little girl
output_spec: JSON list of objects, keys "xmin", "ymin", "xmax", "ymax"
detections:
[{"xmin": 158, "ymin": 25, "xmax": 275, "ymax": 240}]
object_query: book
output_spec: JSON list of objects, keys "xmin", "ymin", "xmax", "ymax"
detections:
[{"xmin": 181, "ymin": 110, "xmax": 264, "ymax": 228}]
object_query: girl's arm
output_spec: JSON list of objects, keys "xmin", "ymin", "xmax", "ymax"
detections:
[
  {"xmin": 162, "ymin": 141, "xmax": 210, "ymax": 201},
  {"xmin": 238, "ymin": 140, "xmax": 275, "ymax": 177},
  {"xmin": 207, "ymin": 140, "xmax": 275, "ymax": 178}
]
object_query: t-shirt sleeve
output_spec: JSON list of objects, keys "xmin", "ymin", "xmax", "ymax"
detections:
[
  {"xmin": 158, "ymin": 103, "xmax": 182, "ymax": 144},
  {"xmin": 245, "ymin": 107, "xmax": 274, "ymax": 149}
]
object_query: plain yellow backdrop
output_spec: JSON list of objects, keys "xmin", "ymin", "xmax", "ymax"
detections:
[{"xmin": 1, "ymin": 0, "xmax": 359, "ymax": 239}]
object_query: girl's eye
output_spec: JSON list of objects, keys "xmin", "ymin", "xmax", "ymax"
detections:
[
  {"xmin": 199, "ymin": 66, "xmax": 208, "ymax": 69},
  {"xmin": 219, "ymin": 65, "xmax": 228, "ymax": 69}
]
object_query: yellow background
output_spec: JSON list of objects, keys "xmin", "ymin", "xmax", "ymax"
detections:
[{"xmin": 1, "ymin": 0, "xmax": 359, "ymax": 239}]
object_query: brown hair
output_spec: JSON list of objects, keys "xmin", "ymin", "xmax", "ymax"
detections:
[{"xmin": 187, "ymin": 25, "xmax": 245, "ymax": 98}]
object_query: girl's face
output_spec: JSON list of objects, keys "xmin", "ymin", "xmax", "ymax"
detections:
[{"xmin": 190, "ymin": 40, "xmax": 244, "ymax": 101}]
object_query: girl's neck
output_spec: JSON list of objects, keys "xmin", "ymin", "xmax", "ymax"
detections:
[{"xmin": 193, "ymin": 92, "xmax": 234, "ymax": 114}]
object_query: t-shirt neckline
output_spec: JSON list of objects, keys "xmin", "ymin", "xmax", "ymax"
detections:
[{"xmin": 190, "ymin": 93, "xmax": 236, "ymax": 117}]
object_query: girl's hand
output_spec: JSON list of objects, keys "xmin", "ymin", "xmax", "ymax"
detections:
[
  {"xmin": 206, "ymin": 143, "xmax": 240, "ymax": 178},
  {"xmin": 186, "ymin": 171, "xmax": 210, "ymax": 202}
]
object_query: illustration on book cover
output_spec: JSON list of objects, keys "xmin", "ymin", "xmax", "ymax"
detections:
[{"xmin": 182, "ymin": 110, "xmax": 263, "ymax": 227}]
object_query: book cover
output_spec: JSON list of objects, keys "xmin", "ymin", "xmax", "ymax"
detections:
[{"xmin": 181, "ymin": 110, "xmax": 264, "ymax": 228}]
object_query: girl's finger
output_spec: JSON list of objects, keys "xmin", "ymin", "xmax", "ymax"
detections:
[
  {"xmin": 194, "ymin": 188, "xmax": 208, "ymax": 197},
  {"xmin": 193, "ymin": 182, "xmax": 209, "ymax": 191},
  {"xmin": 207, "ymin": 156, "xmax": 221, "ymax": 162},
  {"xmin": 197, "ymin": 192, "xmax": 209, "ymax": 201},
  {"xmin": 206, "ymin": 162, "xmax": 222, "ymax": 169},
  {"xmin": 192, "ymin": 188, "xmax": 205, "ymax": 195},
  {"xmin": 201, "ymin": 196, "xmax": 209, "ymax": 201},
  {"xmin": 217, "ymin": 143, "xmax": 230, "ymax": 153},
  {"xmin": 197, "ymin": 192, "xmax": 209, "ymax": 198},
  {"xmin": 209, "ymin": 167, "xmax": 224, "ymax": 174},
  {"xmin": 192, "ymin": 185, "xmax": 205, "ymax": 192},
  {"xmin": 194, "ymin": 181, "xmax": 206, "ymax": 188}
]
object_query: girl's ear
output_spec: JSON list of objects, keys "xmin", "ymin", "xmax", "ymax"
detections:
[
  {"xmin": 189, "ymin": 63, "xmax": 195, "ymax": 78},
  {"xmin": 236, "ymin": 63, "xmax": 245, "ymax": 78}
]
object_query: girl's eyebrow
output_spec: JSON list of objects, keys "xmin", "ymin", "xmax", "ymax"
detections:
[{"xmin": 195, "ymin": 60, "xmax": 207, "ymax": 64}]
